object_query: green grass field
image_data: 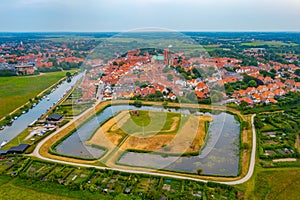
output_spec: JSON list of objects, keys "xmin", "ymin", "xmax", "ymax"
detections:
[
  {"xmin": 254, "ymin": 169, "xmax": 300, "ymax": 200},
  {"xmin": 237, "ymin": 167, "xmax": 300, "ymax": 200},
  {"xmin": 0, "ymin": 70, "xmax": 76, "ymax": 119},
  {"xmin": 241, "ymin": 41, "xmax": 298, "ymax": 47},
  {"xmin": 118, "ymin": 110, "xmax": 181, "ymax": 136}
]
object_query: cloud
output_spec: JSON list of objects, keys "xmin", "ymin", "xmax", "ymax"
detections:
[{"xmin": 0, "ymin": 0, "xmax": 300, "ymax": 31}]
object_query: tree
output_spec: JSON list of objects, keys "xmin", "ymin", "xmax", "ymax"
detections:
[
  {"xmin": 295, "ymin": 69, "xmax": 300, "ymax": 76},
  {"xmin": 196, "ymin": 168, "xmax": 203, "ymax": 175},
  {"xmin": 270, "ymin": 68, "xmax": 277, "ymax": 74},
  {"xmin": 162, "ymin": 101, "xmax": 168, "ymax": 108},
  {"xmin": 242, "ymin": 143, "xmax": 250, "ymax": 150},
  {"xmin": 254, "ymin": 117, "xmax": 264, "ymax": 129},
  {"xmin": 211, "ymin": 93, "xmax": 221, "ymax": 103},
  {"xmin": 167, "ymin": 74, "xmax": 173, "ymax": 82},
  {"xmin": 162, "ymin": 67, "xmax": 170, "ymax": 73},
  {"xmin": 133, "ymin": 100, "xmax": 142, "ymax": 107},
  {"xmin": 239, "ymin": 101, "xmax": 249, "ymax": 110},
  {"xmin": 248, "ymin": 80, "xmax": 257, "ymax": 88},
  {"xmin": 66, "ymin": 72, "xmax": 71, "ymax": 78}
]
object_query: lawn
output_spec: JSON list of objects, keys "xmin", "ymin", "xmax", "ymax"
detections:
[
  {"xmin": 119, "ymin": 110, "xmax": 181, "ymax": 136},
  {"xmin": 0, "ymin": 70, "xmax": 76, "ymax": 119}
]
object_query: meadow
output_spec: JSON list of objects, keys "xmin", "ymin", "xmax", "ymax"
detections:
[{"xmin": 254, "ymin": 169, "xmax": 300, "ymax": 200}]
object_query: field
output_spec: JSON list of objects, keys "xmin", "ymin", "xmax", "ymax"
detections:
[
  {"xmin": 254, "ymin": 169, "xmax": 300, "ymax": 200},
  {"xmin": 0, "ymin": 70, "xmax": 76, "ymax": 119},
  {"xmin": 241, "ymin": 41, "xmax": 298, "ymax": 47},
  {"xmin": 0, "ymin": 176, "xmax": 76, "ymax": 200},
  {"xmin": 87, "ymin": 110, "xmax": 212, "ymax": 155}
]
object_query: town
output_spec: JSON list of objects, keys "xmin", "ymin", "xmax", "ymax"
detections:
[{"xmin": 0, "ymin": 32, "xmax": 299, "ymax": 200}]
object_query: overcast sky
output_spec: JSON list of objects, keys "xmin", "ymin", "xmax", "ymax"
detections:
[{"xmin": 1, "ymin": 0, "xmax": 300, "ymax": 32}]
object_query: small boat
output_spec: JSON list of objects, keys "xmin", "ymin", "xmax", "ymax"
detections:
[
  {"xmin": 47, "ymin": 97, "xmax": 50, "ymax": 101},
  {"xmin": 0, "ymin": 140, "xmax": 8, "ymax": 148}
]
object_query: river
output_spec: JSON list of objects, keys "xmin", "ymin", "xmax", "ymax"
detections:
[{"xmin": 0, "ymin": 72, "xmax": 84, "ymax": 144}]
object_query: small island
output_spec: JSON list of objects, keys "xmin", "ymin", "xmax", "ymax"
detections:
[{"xmin": 86, "ymin": 110, "xmax": 212, "ymax": 155}]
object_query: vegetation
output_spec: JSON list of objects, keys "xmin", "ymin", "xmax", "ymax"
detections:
[{"xmin": 254, "ymin": 169, "xmax": 300, "ymax": 200}]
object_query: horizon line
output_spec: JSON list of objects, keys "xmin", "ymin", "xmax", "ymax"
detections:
[{"xmin": 0, "ymin": 30, "xmax": 300, "ymax": 33}]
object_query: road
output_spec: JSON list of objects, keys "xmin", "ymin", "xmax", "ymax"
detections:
[{"xmin": 30, "ymin": 106, "xmax": 257, "ymax": 185}]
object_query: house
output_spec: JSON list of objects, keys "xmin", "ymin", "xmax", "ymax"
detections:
[
  {"xmin": 0, "ymin": 150, "xmax": 8, "ymax": 155},
  {"xmin": 238, "ymin": 97, "xmax": 253, "ymax": 105},
  {"xmin": 15, "ymin": 65, "xmax": 35, "ymax": 75},
  {"xmin": 245, "ymin": 87, "xmax": 256, "ymax": 95},
  {"xmin": 273, "ymin": 89, "xmax": 285, "ymax": 97},
  {"xmin": 124, "ymin": 188, "xmax": 131, "ymax": 194},
  {"xmin": 195, "ymin": 91, "xmax": 205, "ymax": 99},
  {"xmin": 46, "ymin": 114, "xmax": 63, "ymax": 121},
  {"xmin": 252, "ymin": 93, "xmax": 261, "ymax": 103},
  {"xmin": 296, "ymin": 82, "xmax": 300, "ymax": 92},
  {"xmin": 263, "ymin": 76, "xmax": 273, "ymax": 84},
  {"xmin": 7, "ymin": 144, "xmax": 30, "ymax": 154},
  {"xmin": 195, "ymin": 82, "xmax": 208, "ymax": 92},
  {"xmin": 261, "ymin": 91, "xmax": 275, "ymax": 99},
  {"xmin": 168, "ymin": 93, "xmax": 176, "ymax": 101},
  {"xmin": 264, "ymin": 98, "xmax": 277, "ymax": 104},
  {"xmin": 257, "ymin": 85, "xmax": 268, "ymax": 93}
]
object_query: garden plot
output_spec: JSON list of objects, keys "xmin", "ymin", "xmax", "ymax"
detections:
[
  {"xmin": 256, "ymin": 112, "xmax": 299, "ymax": 160},
  {"xmin": 65, "ymin": 168, "xmax": 93, "ymax": 184},
  {"xmin": 0, "ymin": 156, "xmax": 23, "ymax": 173},
  {"xmin": 45, "ymin": 165, "xmax": 67, "ymax": 182},
  {"xmin": 135, "ymin": 177, "xmax": 151, "ymax": 192},
  {"xmin": 23, "ymin": 161, "xmax": 54, "ymax": 179}
]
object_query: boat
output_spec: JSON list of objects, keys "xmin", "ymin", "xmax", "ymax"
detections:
[
  {"xmin": 0, "ymin": 140, "xmax": 8, "ymax": 148},
  {"xmin": 47, "ymin": 97, "xmax": 50, "ymax": 101}
]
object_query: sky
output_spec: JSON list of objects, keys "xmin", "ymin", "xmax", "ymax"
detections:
[{"xmin": 1, "ymin": 0, "xmax": 300, "ymax": 32}]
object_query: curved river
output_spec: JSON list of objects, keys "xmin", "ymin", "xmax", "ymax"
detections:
[
  {"xmin": 55, "ymin": 105, "xmax": 240, "ymax": 176},
  {"xmin": 0, "ymin": 73, "xmax": 84, "ymax": 143}
]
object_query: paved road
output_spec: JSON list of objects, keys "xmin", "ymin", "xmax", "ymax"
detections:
[{"xmin": 30, "ymin": 108, "xmax": 257, "ymax": 185}]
